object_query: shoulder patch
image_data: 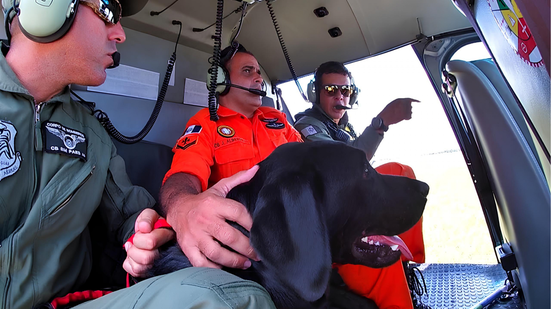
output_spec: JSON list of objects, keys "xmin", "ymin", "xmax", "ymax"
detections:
[
  {"xmin": 184, "ymin": 125, "xmax": 202, "ymax": 136},
  {"xmin": 0, "ymin": 120, "xmax": 22, "ymax": 181},
  {"xmin": 300, "ymin": 125, "xmax": 321, "ymax": 137},
  {"xmin": 176, "ymin": 136, "xmax": 198, "ymax": 151}
]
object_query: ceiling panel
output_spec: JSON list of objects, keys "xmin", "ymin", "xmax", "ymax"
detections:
[{"xmin": 122, "ymin": 0, "xmax": 471, "ymax": 81}]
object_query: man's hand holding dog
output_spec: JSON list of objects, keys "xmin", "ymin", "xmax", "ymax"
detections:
[
  {"xmin": 160, "ymin": 166, "xmax": 260, "ymax": 270},
  {"xmin": 123, "ymin": 209, "xmax": 175, "ymax": 278}
]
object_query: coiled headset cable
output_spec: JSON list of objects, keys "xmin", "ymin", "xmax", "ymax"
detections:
[
  {"xmin": 73, "ymin": 21, "xmax": 183, "ymax": 144},
  {"xmin": 3, "ymin": 7, "xmax": 15, "ymax": 46},
  {"xmin": 207, "ymin": 0, "xmax": 225, "ymax": 122},
  {"xmin": 207, "ymin": 1, "xmax": 250, "ymax": 121},
  {"xmin": 266, "ymin": 0, "xmax": 307, "ymax": 102}
]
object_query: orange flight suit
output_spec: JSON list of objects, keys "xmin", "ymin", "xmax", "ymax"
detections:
[{"xmin": 164, "ymin": 105, "xmax": 302, "ymax": 189}]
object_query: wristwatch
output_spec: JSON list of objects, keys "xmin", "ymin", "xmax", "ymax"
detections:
[{"xmin": 371, "ymin": 116, "xmax": 388, "ymax": 132}]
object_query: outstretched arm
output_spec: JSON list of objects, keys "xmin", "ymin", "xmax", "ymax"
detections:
[{"xmin": 377, "ymin": 98, "xmax": 420, "ymax": 127}]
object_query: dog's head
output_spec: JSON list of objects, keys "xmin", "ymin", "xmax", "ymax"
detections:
[
  {"xmin": 324, "ymin": 147, "xmax": 429, "ymax": 268},
  {"xmin": 229, "ymin": 141, "xmax": 428, "ymax": 304}
]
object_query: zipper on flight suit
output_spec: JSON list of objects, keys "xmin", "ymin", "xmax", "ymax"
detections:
[
  {"xmin": 2, "ymin": 277, "xmax": 8, "ymax": 309},
  {"xmin": 3, "ymin": 101, "xmax": 46, "ymax": 308},
  {"xmin": 34, "ymin": 102, "xmax": 45, "ymax": 149},
  {"xmin": 49, "ymin": 165, "xmax": 96, "ymax": 216},
  {"xmin": 2, "ymin": 224, "xmax": 23, "ymax": 309},
  {"xmin": 31, "ymin": 101, "xmax": 45, "ymax": 207},
  {"xmin": 35, "ymin": 102, "xmax": 44, "ymax": 123}
]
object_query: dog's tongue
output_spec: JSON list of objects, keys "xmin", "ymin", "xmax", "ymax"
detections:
[{"xmin": 371, "ymin": 235, "xmax": 414, "ymax": 260}]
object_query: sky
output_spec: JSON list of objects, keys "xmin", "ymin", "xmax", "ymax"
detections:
[{"xmin": 278, "ymin": 43, "xmax": 490, "ymax": 163}]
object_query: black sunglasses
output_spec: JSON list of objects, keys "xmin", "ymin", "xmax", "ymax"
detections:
[
  {"xmin": 80, "ymin": 0, "xmax": 122, "ymax": 25},
  {"xmin": 322, "ymin": 85, "xmax": 355, "ymax": 97}
]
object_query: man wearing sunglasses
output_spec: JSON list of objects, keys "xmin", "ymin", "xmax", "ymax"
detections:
[
  {"xmin": 295, "ymin": 61, "xmax": 420, "ymax": 160},
  {"xmin": 294, "ymin": 61, "xmax": 428, "ymax": 309},
  {"xmin": 0, "ymin": 0, "xmax": 274, "ymax": 308}
]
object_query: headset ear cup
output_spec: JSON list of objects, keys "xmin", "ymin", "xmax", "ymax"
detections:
[
  {"xmin": 17, "ymin": 0, "xmax": 79, "ymax": 43},
  {"xmin": 217, "ymin": 65, "xmax": 231, "ymax": 96},
  {"xmin": 207, "ymin": 65, "xmax": 231, "ymax": 96},
  {"xmin": 349, "ymin": 76, "xmax": 359, "ymax": 106},
  {"xmin": 307, "ymin": 79, "xmax": 316, "ymax": 103},
  {"xmin": 350, "ymin": 86, "xmax": 360, "ymax": 105}
]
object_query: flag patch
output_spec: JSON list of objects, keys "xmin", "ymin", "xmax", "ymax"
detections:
[
  {"xmin": 184, "ymin": 125, "xmax": 202, "ymax": 136},
  {"xmin": 301, "ymin": 125, "xmax": 319, "ymax": 137}
]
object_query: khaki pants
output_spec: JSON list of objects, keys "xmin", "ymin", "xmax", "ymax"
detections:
[{"xmin": 74, "ymin": 267, "xmax": 276, "ymax": 309}]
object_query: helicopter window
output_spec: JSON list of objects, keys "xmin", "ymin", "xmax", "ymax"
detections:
[
  {"xmin": 451, "ymin": 42, "xmax": 492, "ymax": 62},
  {"xmin": 279, "ymin": 45, "xmax": 496, "ymax": 264}
]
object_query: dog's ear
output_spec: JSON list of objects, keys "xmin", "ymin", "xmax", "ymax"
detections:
[{"xmin": 250, "ymin": 177, "xmax": 331, "ymax": 302}]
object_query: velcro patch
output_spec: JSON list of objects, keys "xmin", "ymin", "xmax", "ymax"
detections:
[
  {"xmin": 266, "ymin": 122, "xmax": 285, "ymax": 129},
  {"xmin": 184, "ymin": 125, "xmax": 202, "ymax": 136},
  {"xmin": 43, "ymin": 121, "xmax": 87, "ymax": 161},
  {"xmin": 176, "ymin": 136, "xmax": 198, "ymax": 151},
  {"xmin": 300, "ymin": 125, "xmax": 320, "ymax": 137},
  {"xmin": 0, "ymin": 120, "xmax": 21, "ymax": 181},
  {"xmin": 260, "ymin": 117, "xmax": 278, "ymax": 123}
]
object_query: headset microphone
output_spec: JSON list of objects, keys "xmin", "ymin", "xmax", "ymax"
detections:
[
  {"xmin": 227, "ymin": 84, "xmax": 267, "ymax": 96},
  {"xmin": 335, "ymin": 105, "xmax": 352, "ymax": 110},
  {"xmin": 108, "ymin": 52, "xmax": 121, "ymax": 69}
]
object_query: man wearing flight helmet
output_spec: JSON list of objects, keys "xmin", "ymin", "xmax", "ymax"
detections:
[
  {"xmin": 294, "ymin": 61, "xmax": 429, "ymax": 309},
  {"xmin": 0, "ymin": 0, "xmax": 274, "ymax": 308}
]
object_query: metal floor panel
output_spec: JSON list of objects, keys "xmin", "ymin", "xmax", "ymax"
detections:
[{"xmin": 414, "ymin": 263, "xmax": 523, "ymax": 309}]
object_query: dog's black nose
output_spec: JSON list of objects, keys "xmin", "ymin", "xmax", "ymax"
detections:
[{"xmin": 418, "ymin": 181, "xmax": 430, "ymax": 197}]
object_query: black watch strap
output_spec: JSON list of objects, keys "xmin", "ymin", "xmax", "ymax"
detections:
[{"xmin": 371, "ymin": 117, "xmax": 388, "ymax": 132}]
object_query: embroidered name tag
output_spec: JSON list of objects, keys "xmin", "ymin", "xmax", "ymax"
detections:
[{"xmin": 43, "ymin": 121, "xmax": 87, "ymax": 161}]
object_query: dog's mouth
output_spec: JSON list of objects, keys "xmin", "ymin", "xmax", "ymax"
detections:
[{"xmin": 352, "ymin": 235, "xmax": 413, "ymax": 268}]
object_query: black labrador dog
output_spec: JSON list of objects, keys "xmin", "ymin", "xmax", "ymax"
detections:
[{"xmin": 151, "ymin": 141, "xmax": 429, "ymax": 308}]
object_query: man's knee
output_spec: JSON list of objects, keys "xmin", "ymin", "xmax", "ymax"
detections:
[{"xmin": 79, "ymin": 268, "xmax": 276, "ymax": 309}]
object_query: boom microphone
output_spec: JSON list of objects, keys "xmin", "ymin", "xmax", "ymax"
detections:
[
  {"xmin": 226, "ymin": 84, "xmax": 267, "ymax": 96},
  {"xmin": 108, "ymin": 52, "xmax": 120, "ymax": 69},
  {"xmin": 335, "ymin": 105, "xmax": 352, "ymax": 110}
]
